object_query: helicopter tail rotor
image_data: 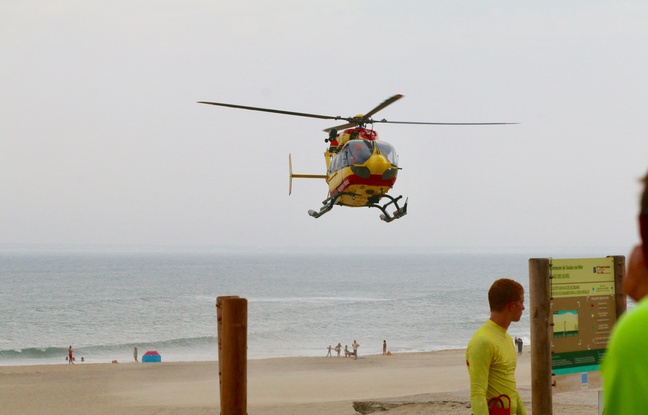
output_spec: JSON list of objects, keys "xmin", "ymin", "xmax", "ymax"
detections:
[
  {"xmin": 289, "ymin": 153, "xmax": 294, "ymax": 195},
  {"xmin": 288, "ymin": 153, "xmax": 327, "ymax": 195}
]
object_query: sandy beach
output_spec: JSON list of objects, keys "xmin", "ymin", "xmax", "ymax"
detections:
[{"xmin": 0, "ymin": 348, "xmax": 599, "ymax": 415}]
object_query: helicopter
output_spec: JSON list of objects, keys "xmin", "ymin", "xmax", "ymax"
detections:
[{"xmin": 199, "ymin": 94, "xmax": 515, "ymax": 222}]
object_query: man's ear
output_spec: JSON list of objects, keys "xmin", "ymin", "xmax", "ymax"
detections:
[{"xmin": 640, "ymin": 214, "xmax": 648, "ymax": 266}]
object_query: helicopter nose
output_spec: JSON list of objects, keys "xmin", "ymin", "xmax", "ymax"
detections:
[{"xmin": 365, "ymin": 153, "xmax": 392, "ymax": 175}]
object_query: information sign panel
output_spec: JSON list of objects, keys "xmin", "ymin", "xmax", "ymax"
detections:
[{"xmin": 550, "ymin": 257, "xmax": 616, "ymax": 375}]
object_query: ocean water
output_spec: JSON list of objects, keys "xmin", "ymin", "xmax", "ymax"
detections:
[{"xmin": 0, "ymin": 250, "xmax": 560, "ymax": 366}]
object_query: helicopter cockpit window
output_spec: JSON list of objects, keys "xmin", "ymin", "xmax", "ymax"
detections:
[
  {"xmin": 376, "ymin": 141, "xmax": 398, "ymax": 166},
  {"xmin": 329, "ymin": 148, "xmax": 346, "ymax": 173},
  {"xmin": 347, "ymin": 140, "xmax": 374, "ymax": 165},
  {"xmin": 329, "ymin": 141, "xmax": 374, "ymax": 173}
]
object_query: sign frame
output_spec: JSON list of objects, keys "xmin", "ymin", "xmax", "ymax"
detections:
[{"xmin": 528, "ymin": 256, "xmax": 625, "ymax": 415}]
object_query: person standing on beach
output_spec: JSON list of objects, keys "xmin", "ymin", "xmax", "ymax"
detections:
[
  {"xmin": 326, "ymin": 345, "xmax": 332, "ymax": 357},
  {"xmin": 335, "ymin": 343, "xmax": 341, "ymax": 357},
  {"xmin": 352, "ymin": 340, "xmax": 359, "ymax": 360},
  {"xmin": 383, "ymin": 340, "xmax": 387, "ymax": 355},
  {"xmin": 601, "ymin": 171, "xmax": 648, "ymax": 414},
  {"xmin": 68, "ymin": 345, "xmax": 74, "ymax": 364},
  {"xmin": 134, "ymin": 347, "xmax": 138, "ymax": 362},
  {"xmin": 466, "ymin": 278, "xmax": 527, "ymax": 415}
]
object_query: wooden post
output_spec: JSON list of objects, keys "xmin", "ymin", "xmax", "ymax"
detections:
[
  {"xmin": 611, "ymin": 256, "xmax": 627, "ymax": 319},
  {"xmin": 529, "ymin": 258, "xmax": 553, "ymax": 415},
  {"xmin": 217, "ymin": 296, "xmax": 240, "ymax": 402},
  {"xmin": 217, "ymin": 297, "xmax": 247, "ymax": 415}
]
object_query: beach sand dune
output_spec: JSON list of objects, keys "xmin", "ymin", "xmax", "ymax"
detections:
[{"xmin": 0, "ymin": 348, "xmax": 598, "ymax": 415}]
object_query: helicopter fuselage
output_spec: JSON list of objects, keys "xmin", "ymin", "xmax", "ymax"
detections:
[{"xmin": 324, "ymin": 127, "xmax": 400, "ymax": 208}]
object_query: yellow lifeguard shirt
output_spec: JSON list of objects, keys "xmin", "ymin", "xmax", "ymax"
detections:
[{"xmin": 466, "ymin": 319, "xmax": 527, "ymax": 415}]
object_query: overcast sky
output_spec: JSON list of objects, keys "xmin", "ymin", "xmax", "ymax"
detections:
[{"xmin": 1, "ymin": 1, "xmax": 646, "ymax": 254}]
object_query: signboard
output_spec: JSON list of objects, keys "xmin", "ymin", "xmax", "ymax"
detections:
[{"xmin": 550, "ymin": 257, "xmax": 616, "ymax": 375}]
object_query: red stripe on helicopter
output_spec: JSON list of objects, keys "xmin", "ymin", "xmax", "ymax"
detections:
[{"xmin": 332, "ymin": 174, "xmax": 397, "ymax": 196}]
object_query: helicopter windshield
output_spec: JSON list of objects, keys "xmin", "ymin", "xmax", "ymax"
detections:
[
  {"xmin": 347, "ymin": 140, "xmax": 374, "ymax": 165},
  {"xmin": 329, "ymin": 140, "xmax": 374, "ymax": 173},
  {"xmin": 376, "ymin": 141, "xmax": 398, "ymax": 166}
]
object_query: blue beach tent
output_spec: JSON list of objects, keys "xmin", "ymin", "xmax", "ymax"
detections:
[{"xmin": 142, "ymin": 350, "xmax": 161, "ymax": 363}]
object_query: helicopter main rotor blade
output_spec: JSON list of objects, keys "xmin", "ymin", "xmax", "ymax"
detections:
[
  {"xmin": 363, "ymin": 94, "xmax": 404, "ymax": 119},
  {"xmin": 322, "ymin": 94, "xmax": 405, "ymax": 132},
  {"xmin": 371, "ymin": 120, "xmax": 519, "ymax": 125},
  {"xmin": 198, "ymin": 101, "xmax": 344, "ymax": 122},
  {"xmin": 199, "ymin": 97, "xmax": 518, "ymax": 133},
  {"xmin": 323, "ymin": 119, "xmax": 517, "ymax": 133}
]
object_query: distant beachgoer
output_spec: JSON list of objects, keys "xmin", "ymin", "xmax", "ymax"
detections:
[
  {"xmin": 68, "ymin": 345, "xmax": 74, "ymax": 364},
  {"xmin": 601, "ymin": 170, "xmax": 648, "ymax": 414},
  {"xmin": 352, "ymin": 340, "xmax": 359, "ymax": 360},
  {"xmin": 466, "ymin": 278, "xmax": 527, "ymax": 415},
  {"xmin": 517, "ymin": 337, "xmax": 523, "ymax": 355},
  {"xmin": 134, "ymin": 347, "xmax": 138, "ymax": 362},
  {"xmin": 81, "ymin": 357, "xmax": 84, "ymax": 362},
  {"xmin": 383, "ymin": 340, "xmax": 387, "ymax": 355},
  {"xmin": 344, "ymin": 345, "xmax": 351, "ymax": 357},
  {"xmin": 335, "ymin": 343, "xmax": 341, "ymax": 357},
  {"xmin": 326, "ymin": 345, "xmax": 332, "ymax": 357}
]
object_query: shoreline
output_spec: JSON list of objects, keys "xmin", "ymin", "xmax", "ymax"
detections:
[
  {"xmin": 0, "ymin": 347, "xmax": 599, "ymax": 415},
  {"xmin": 0, "ymin": 345, "xmax": 484, "ymax": 367}
]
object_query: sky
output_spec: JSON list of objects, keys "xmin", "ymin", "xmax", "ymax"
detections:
[{"xmin": 1, "ymin": 1, "xmax": 647, "ymax": 254}]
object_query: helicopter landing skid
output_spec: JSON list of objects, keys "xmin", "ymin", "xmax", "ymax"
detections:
[
  {"xmin": 307, "ymin": 192, "xmax": 352, "ymax": 219},
  {"xmin": 370, "ymin": 195, "xmax": 408, "ymax": 223},
  {"xmin": 307, "ymin": 193, "xmax": 408, "ymax": 223}
]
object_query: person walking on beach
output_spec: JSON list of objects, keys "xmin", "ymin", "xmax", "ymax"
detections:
[
  {"xmin": 602, "ymin": 170, "xmax": 648, "ymax": 414},
  {"xmin": 352, "ymin": 340, "xmax": 359, "ymax": 360},
  {"xmin": 68, "ymin": 345, "xmax": 74, "ymax": 364},
  {"xmin": 133, "ymin": 347, "xmax": 138, "ymax": 362},
  {"xmin": 383, "ymin": 340, "xmax": 387, "ymax": 355},
  {"xmin": 326, "ymin": 345, "xmax": 332, "ymax": 357},
  {"xmin": 466, "ymin": 278, "xmax": 527, "ymax": 415}
]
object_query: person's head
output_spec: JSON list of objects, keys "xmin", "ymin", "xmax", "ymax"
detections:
[
  {"xmin": 488, "ymin": 278, "xmax": 525, "ymax": 321},
  {"xmin": 640, "ymin": 172, "xmax": 648, "ymax": 260},
  {"xmin": 624, "ymin": 172, "xmax": 648, "ymax": 301}
]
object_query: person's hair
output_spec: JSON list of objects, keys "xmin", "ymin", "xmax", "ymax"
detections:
[{"xmin": 488, "ymin": 278, "xmax": 524, "ymax": 312}]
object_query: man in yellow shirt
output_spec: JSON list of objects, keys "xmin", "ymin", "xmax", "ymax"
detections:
[{"xmin": 466, "ymin": 278, "xmax": 527, "ymax": 415}]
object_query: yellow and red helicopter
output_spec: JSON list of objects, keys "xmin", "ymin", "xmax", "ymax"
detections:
[{"xmin": 199, "ymin": 94, "xmax": 514, "ymax": 222}]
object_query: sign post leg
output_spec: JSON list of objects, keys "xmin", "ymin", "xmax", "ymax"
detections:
[{"xmin": 529, "ymin": 258, "xmax": 553, "ymax": 415}]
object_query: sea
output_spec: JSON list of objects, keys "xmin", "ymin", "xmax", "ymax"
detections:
[{"xmin": 0, "ymin": 247, "xmax": 626, "ymax": 366}]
